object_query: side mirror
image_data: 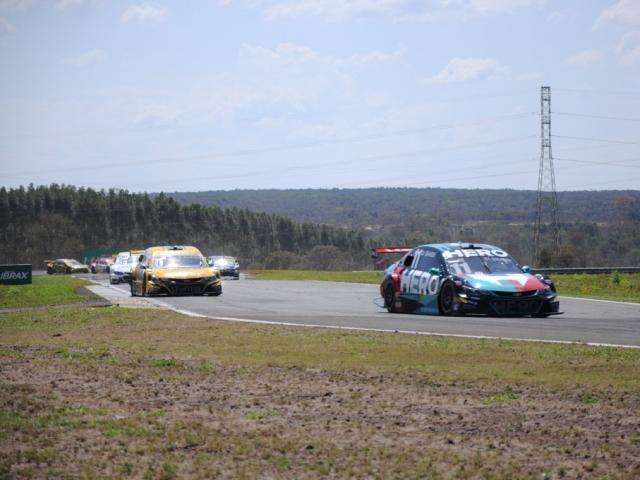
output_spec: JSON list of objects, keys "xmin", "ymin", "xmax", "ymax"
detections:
[
  {"xmin": 403, "ymin": 255, "xmax": 414, "ymax": 267},
  {"xmin": 522, "ymin": 265, "xmax": 532, "ymax": 274},
  {"xmin": 429, "ymin": 267, "xmax": 440, "ymax": 275}
]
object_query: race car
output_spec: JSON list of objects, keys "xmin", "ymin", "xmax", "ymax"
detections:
[
  {"xmin": 45, "ymin": 259, "xmax": 90, "ymax": 274},
  {"xmin": 380, "ymin": 243, "xmax": 561, "ymax": 317},
  {"xmin": 90, "ymin": 255, "xmax": 115, "ymax": 274},
  {"xmin": 207, "ymin": 255, "xmax": 240, "ymax": 279},
  {"xmin": 109, "ymin": 250, "xmax": 143, "ymax": 284},
  {"xmin": 131, "ymin": 245, "xmax": 222, "ymax": 297}
]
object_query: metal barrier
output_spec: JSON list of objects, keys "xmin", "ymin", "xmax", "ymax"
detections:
[{"xmin": 534, "ymin": 267, "xmax": 640, "ymax": 275}]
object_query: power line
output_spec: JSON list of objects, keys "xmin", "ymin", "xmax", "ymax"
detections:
[
  {"xmin": 554, "ymin": 112, "xmax": 640, "ymax": 123},
  {"xmin": 555, "ymin": 157, "xmax": 640, "ymax": 168},
  {"xmin": 554, "ymin": 88, "xmax": 640, "ymax": 98},
  {"xmin": 552, "ymin": 134, "xmax": 640, "ymax": 145},
  {"xmin": 1, "ymin": 112, "xmax": 536, "ymax": 179},
  {"xmin": 85, "ymin": 136, "xmax": 538, "ymax": 191}
]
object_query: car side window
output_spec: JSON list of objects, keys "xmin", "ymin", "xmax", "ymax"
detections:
[{"xmin": 415, "ymin": 249, "xmax": 441, "ymax": 272}]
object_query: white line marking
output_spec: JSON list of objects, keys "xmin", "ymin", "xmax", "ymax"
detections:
[
  {"xmin": 79, "ymin": 275, "xmax": 640, "ymax": 349},
  {"xmin": 158, "ymin": 303, "xmax": 640, "ymax": 350},
  {"xmin": 560, "ymin": 296, "xmax": 640, "ymax": 307}
]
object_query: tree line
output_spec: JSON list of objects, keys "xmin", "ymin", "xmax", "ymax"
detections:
[{"xmin": 0, "ymin": 185, "xmax": 371, "ymax": 269}]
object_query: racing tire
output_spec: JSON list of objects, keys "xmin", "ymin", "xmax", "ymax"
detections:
[
  {"xmin": 438, "ymin": 281, "xmax": 456, "ymax": 316},
  {"xmin": 46, "ymin": 268, "xmax": 53, "ymax": 275},
  {"xmin": 384, "ymin": 284, "xmax": 398, "ymax": 313},
  {"xmin": 91, "ymin": 266, "xmax": 96, "ymax": 274},
  {"xmin": 209, "ymin": 286, "xmax": 222, "ymax": 296}
]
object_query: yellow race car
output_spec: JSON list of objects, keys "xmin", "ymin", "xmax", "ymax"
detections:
[{"xmin": 130, "ymin": 245, "xmax": 222, "ymax": 297}]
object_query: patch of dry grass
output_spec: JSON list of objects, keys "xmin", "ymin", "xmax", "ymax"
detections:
[{"xmin": 2, "ymin": 307, "xmax": 640, "ymax": 478}]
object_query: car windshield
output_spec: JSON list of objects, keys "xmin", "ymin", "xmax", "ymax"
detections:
[
  {"xmin": 153, "ymin": 255, "xmax": 206, "ymax": 269},
  {"xmin": 213, "ymin": 256, "xmax": 235, "ymax": 265},
  {"xmin": 116, "ymin": 254, "xmax": 130, "ymax": 265},
  {"xmin": 446, "ymin": 256, "xmax": 522, "ymax": 276}
]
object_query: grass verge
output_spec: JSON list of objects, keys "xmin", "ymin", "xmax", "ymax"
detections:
[
  {"xmin": 249, "ymin": 270, "xmax": 640, "ymax": 302},
  {"xmin": 553, "ymin": 273, "xmax": 640, "ymax": 303},
  {"xmin": 0, "ymin": 275, "xmax": 92, "ymax": 309},
  {"xmin": 2, "ymin": 307, "xmax": 640, "ymax": 479}
]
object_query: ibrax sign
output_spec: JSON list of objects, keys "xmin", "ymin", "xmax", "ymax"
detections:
[{"xmin": 0, "ymin": 264, "xmax": 32, "ymax": 285}]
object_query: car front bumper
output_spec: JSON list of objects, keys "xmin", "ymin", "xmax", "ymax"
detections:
[
  {"xmin": 456, "ymin": 290, "xmax": 561, "ymax": 316},
  {"xmin": 110, "ymin": 271, "xmax": 131, "ymax": 283},
  {"xmin": 146, "ymin": 277, "xmax": 222, "ymax": 296}
]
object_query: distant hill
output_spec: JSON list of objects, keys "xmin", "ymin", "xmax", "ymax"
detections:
[{"xmin": 166, "ymin": 188, "xmax": 640, "ymax": 227}]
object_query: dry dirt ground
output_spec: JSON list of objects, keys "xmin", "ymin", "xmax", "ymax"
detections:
[{"xmin": 2, "ymin": 342, "xmax": 640, "ymax": 479}]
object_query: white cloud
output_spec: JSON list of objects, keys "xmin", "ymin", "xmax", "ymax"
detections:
[
  {"xmin": 565, "ymin": 49, "xmax": 604, "ymax": 67},
  {"xmin": 429, "ymin": 57, "xmax": 508, "ymax": 83},
  {"xmin": 239, "ymin": 42, "xmax": 404, "ymax": 69},
  {"xmin": 121, "ymin": 3, "xmax": 167, "ymax": 23},
  {"xmin": 56, "ymin": 0, "xmax": 87, "ymax": 9},
  {"xmin": 0, "ymin": 15, "xmax": 14, "ymax": 32},
  {"xmin": 616, "ymin": 31, "xmax": 640, "ymax": 64},
  {"xmin": 468, "ymin": 0, "xmax": 545, "ymax": 15},
  {"xmin": 260, "ymin": 0, "xmax": 544, "ymax": 21},
  {"xmin": 64, "ymin": 49, "xmax": 107, "ymax": 67},
  {"xmin": 264, "ymin": 0, "xmax": 405, "ymax": 21},
  {"xmin": 0, "ymin": 0, "xmax": 35, "ymax": 10},
  {"xmin": 597, "ymin": 0, "xmax": 640, "ymax": 27}
]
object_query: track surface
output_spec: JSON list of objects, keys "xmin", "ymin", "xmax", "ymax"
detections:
[{"xmin": 86, "ymin": 274, "xmax": 640, "ymax": 347}]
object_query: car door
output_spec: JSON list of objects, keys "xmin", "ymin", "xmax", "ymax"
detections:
[{"xmin": 413, "ymin": 248, "xmax": 443, "ymax": 300}]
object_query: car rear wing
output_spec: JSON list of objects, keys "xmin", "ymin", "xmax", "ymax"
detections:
[{"xmin": 371, "ymin": 246, "xmax": 412, "ymax": 270}]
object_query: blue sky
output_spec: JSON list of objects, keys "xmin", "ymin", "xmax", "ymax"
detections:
[{"xmin": 1, "ymin": 0, "xmax": 639, "ymax": 192}]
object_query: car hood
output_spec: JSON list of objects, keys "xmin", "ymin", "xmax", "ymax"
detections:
[
  {"xmin": 112, "ymin": 264, "xmax": 132, "ymax": 273},
  {"xmin": 150, "ymin": 267, "xmax": 216, "ymax": 279},
  {"xmin": 461, "ymin": 273, "xmax": 546, "ymax": 293}
]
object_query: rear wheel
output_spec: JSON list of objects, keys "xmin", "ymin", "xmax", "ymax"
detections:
[
  {"xmin": 438, "ymin": 281, "xmax": 456, "ymax": 316},
  {"xmin": 384, "ymin": 284, "xmax": 398, "ymax": 313}
]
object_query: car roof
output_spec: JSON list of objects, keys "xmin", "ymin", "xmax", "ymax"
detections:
[
  {"xmin": 415, "ymin": 242, "xmax": 502, "ymax": 252},
  {"xmin": 146, "ymin": 245, "xmax": 203, "ymax": 256}
]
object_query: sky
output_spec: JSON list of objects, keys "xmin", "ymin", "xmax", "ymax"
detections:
[{"xmin": 1, "ymin": 0, "xmax": 639, "ymax": 192}]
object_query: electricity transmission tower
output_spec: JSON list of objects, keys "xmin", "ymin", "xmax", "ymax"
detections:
[{"xmin": 533, "ymin": 86, "xmax": 561, "ymax": 266}]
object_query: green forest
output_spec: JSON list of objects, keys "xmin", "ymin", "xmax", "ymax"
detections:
[
  {"xmin": 0, "ymin": 185, "xmax": 370, "ymax": 269},
  {"xmin": 167, "ymin": 187, "xmax": 640, "ymax": 226},
  {"xmin": 169, "ymin": 187, "xmax": 640, "ymax": 267},
  {"xmin": 2, "ymin": 185, "xmax": 640, "ymax": 270}
]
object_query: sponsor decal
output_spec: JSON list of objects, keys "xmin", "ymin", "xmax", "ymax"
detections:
[
  {"xmin": 0, "ymin": 264, "xmax": 32, "ymax": 285},
  {"xmin": 443, "ymin": 248, "xmax": 508, "ymax": 259},
  {"xmin": 1, "ymin": 271, "xmax": 29, "ymax": 280}
]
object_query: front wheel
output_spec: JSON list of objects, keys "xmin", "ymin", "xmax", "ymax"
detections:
[
  {"xmin": 209, "ymin": 285, "xmax": 222, "ymax": 296},
  {"xmin": 438, "ymin": 281, "xmax": 456, "ymax": 316},
  {"xmin": 384, "ymin": 284, "xmax": 398, "ymax": 313}
]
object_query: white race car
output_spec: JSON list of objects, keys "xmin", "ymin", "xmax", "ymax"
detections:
[{"xmin": 109, "ymin": 251, "xmax": 141, "ymax": 284}]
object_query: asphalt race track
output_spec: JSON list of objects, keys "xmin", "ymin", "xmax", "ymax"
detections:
[{"xmin": 85, "ymin": 274, "xmax": 640, "ymax": 348}]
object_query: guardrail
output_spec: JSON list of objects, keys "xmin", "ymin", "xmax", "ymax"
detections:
[{"xmin": 534, "ymin": 267, "xmax": 640, "ymax": 275}]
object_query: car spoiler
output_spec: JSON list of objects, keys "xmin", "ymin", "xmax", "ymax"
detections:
[{"xmin": 372, "ymin": 246, "xmax": 412, "ymax": 255}]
